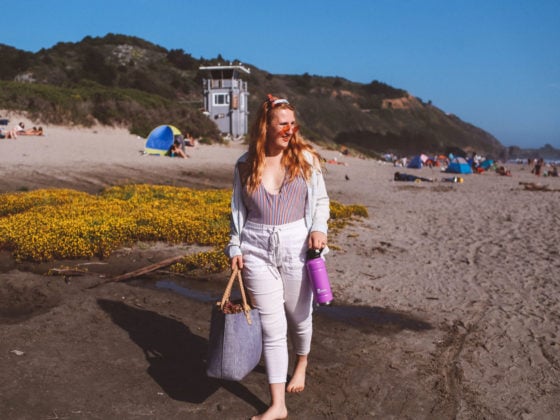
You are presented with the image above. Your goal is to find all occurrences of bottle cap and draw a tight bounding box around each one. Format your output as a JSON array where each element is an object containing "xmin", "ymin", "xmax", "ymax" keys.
[{"xmin": 306, "ymin": 248, "xmax": 322, "ymax": 260}]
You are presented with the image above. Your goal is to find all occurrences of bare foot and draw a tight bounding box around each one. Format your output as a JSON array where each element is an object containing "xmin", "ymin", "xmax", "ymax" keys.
[
  {"xmin": 286, "ymin": 357, "xmax": 307, "ymax": 393},
  {"xmin": 251, "ymin": 404, "xmax": 288, "ymax": 420}
]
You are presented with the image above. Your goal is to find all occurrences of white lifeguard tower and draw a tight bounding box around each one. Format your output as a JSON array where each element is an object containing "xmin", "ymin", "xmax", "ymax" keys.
[{"xmin": 199, "ymin": 64, "xmax": 250, "ymax": 139}]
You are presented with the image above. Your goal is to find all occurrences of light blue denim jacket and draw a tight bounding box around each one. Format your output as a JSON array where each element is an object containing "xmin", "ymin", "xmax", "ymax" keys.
[{"xmin": 225, "ymin": 151, "xmax": 330, "ymax": 258}]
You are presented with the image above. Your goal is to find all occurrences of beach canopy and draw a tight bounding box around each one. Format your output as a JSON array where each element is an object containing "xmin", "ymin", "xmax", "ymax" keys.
[
  {"xmin": 446, "ymin": 157, "xmax": 473, "ymax": 174},
  {"xmin": 145, "ymin": 125, "xmax": 182, "ymax": 155}
]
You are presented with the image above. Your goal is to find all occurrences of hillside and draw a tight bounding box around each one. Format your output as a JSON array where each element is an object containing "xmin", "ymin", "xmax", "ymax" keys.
[{"xmin": 1, "ymin": 34, "xmax": 506, "ymax": 158}]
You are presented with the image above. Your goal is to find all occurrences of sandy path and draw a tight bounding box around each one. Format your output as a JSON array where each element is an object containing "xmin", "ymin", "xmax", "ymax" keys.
[{"xmin": 324, "ymin": 162, "xmax": 560, "ymax": 418}]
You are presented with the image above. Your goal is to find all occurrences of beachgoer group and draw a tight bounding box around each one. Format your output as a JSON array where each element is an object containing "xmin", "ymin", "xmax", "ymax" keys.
[
  {"xmin": 0, "ymin": 120, "xmax": 45, "ymax": 139},
  {"xmin": 19, "ymin": 126, "xmax": 44, "ymax": 136}
]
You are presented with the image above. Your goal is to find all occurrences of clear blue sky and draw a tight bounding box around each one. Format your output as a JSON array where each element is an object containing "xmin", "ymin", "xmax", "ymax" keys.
[{"xmin": 3, "ymin": 0, "xmax": 560, "ymax": 149}]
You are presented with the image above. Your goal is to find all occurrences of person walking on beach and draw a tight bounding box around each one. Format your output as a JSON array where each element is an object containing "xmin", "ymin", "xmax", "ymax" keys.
[
  {"xmin": 226, "ymin": 94, "xmax": 330, "ymax": 419},
  {"xmin": 534, "ymin": 158, "xmax": 544, "ymax": 176}
]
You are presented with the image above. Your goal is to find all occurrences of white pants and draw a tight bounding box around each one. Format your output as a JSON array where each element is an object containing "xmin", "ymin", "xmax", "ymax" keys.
[{"xmin": 240, "ymin": 218, "xmax": 314, "ymax": 384}]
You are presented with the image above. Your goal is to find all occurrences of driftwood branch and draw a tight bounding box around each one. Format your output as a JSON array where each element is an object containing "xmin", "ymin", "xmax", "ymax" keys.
[
  {"xmin": 86, "ymin": 254, "xmax": 188, "ymax": 290},
  {"xmin": 110, "ymin": 254, "xmax": 187, "ymax": 282}
]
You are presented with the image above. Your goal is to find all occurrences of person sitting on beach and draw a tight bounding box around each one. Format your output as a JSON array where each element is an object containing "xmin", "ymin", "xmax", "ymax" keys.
[
  {"xmin": 166, "ymin": 142, "xmax": 188, "ymax": 158},
  {"xmin": 496, "ymin": 166, "xmax": 512, "ymax": 176},
  {"xmin": 0, "ymin": 126, "xmax": 19, "ymax": 139},
  {"xmin": 394, "ymin": 171, "xmax": 434, "ymax": 182},
  {"xmin": 184, "ymin": 132, "xmax": 198, "ymax": 147},
  {"xmin": 393, "ymin": 157, "xmax": 407, "ymax": 167},
  {"xmin": 14, "ymin": 122, "xmax": 25, "ymax": 134},
  {"xmin": 326, "ymin": 157, "xmax": 347, "ymax": 166}
]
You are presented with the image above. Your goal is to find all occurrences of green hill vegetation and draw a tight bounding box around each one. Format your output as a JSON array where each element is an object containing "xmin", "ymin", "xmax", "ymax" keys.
[{"xmin": 1, "ymin": 33, "xmax": 506, "ymax": 158}]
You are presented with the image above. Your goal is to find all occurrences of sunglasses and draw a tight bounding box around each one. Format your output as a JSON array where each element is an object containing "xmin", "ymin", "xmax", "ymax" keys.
[{"xmin": 279, "ymin": 124, "xmax": 300, "ymax": 135}]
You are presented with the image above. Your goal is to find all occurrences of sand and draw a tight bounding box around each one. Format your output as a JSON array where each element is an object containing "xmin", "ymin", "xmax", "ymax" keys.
[{"xmin": 1, "ymin": 110, "xmax": 559, "ymax": 419}]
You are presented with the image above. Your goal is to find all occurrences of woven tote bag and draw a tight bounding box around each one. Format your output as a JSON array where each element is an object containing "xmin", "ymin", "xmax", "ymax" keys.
[{"xmin": 206, "ymin": 268, "xmax": 262, "ymax": 381}]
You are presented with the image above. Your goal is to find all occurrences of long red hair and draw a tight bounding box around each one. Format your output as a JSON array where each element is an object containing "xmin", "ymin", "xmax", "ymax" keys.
[{"xmin": 243, "ymin": 95, "xmax": 320, "ymax": 192}]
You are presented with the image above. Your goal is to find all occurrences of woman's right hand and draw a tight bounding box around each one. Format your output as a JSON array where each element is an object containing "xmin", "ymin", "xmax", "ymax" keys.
[{"xmin": 231, "ymin": 255, "xmax": 244, "ymax": 271}]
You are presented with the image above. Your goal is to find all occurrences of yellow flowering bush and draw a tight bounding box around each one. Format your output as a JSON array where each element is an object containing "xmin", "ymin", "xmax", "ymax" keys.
[
  {"xmin": 329, "ymin": 200, "xmax": 369, "ymax": 233},
  {"xmin": 0, "ymin": 189, "xmax": 86, "ymax": 217},
  {"xmin": 0, "ymin": 185, "xmax": 367, "ymax": 273}
]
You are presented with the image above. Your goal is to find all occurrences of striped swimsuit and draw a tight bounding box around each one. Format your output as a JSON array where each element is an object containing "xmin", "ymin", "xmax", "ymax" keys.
[
  {"xmin": 242, "ymin": 174, "xmax": 307, "ymax": 225},
  {"xmin": 239, "ymin": 174, "xmax": 314, "ymax": 384}
]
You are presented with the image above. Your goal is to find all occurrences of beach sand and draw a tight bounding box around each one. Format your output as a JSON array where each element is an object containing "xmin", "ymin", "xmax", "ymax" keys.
[{"xmin": 1, "ymin": 111, "xmax": 559, "ymax": 419}]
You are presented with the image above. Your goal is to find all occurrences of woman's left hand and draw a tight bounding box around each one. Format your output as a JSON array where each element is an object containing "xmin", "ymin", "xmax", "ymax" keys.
[{"xmin": 308, "ymin": 231, "xmax": 327, "ymax": 250}]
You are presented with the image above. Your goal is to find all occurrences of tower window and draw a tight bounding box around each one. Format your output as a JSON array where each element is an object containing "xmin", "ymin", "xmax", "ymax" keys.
[{"xmin": 213, "ymin": 93, "xmax": 230, "ymax": 106}]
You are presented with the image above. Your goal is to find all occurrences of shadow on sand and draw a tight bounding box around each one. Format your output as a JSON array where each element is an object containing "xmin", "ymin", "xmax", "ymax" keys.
[
  {"xmin": 97, "ymin": 299, "xmax": 267, "ymax": 412},
  {"xmin": 315, "ymin": 303, "xmax": 433, "ymax": 334},
  {"xmin": 151, "ymin": 279, "xmax": 433, "ymax": 336}
]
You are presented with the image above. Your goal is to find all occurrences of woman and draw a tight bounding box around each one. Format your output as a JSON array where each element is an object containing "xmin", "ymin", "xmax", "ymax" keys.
[{"xmin": 226, "ymin": 94, "xmax": 330, "ymax": 419}]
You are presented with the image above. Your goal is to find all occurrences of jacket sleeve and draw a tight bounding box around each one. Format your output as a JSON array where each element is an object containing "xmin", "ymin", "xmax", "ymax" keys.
[
  {"xmin": 310, "ymin": 159, "xmax": 330, "ymax": 234},
  {"xmin": 224, "ymin": 161, "xmax": 246, "ymax": 258}
]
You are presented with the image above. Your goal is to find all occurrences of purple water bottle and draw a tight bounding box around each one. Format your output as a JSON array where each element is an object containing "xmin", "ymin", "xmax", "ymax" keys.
[{"xmin": 306, "ymin": 248, "xmax": 333, "ymax": 306}]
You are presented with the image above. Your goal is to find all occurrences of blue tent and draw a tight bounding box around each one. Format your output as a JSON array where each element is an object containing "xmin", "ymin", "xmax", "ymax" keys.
[
  {"xmin": 144, "ymin": 125, "xmax": 182, "ymax": 155},
  {"xmin": 446, "ymin": 157, "xmax": 473, "ymax": 174},
  {"xmin": 479, "ymin": 159, "xmax": 494, "ymax": 170},
  {"xmin": 407, "ymin": 155, "xmax": 423, "ymax": 169}
]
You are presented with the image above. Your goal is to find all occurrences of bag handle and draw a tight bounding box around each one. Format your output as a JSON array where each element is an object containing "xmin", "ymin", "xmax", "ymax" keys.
[{"xmin": 219, "ymin": 267, "xmax": 253, "ymax": 325}]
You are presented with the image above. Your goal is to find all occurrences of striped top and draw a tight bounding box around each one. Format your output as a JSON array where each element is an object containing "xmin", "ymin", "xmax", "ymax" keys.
[{"xmin": 243, "ymin": 175, "xmax": 307, "ymax": 225}]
